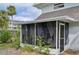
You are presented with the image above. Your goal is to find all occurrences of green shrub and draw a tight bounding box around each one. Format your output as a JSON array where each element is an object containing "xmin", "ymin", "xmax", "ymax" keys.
[
  {"xmin": 21, "ymin": 45, "xmax": 34, "ymax": 52},
  {"xmin": 0, "ymin": 30, "xmax": 12, "ymax": 43},
  {"xmin": 12, "ymin": 31, "xmax": 20, "ymax": 48},
  {"xmin": 36, "ymin": 36, "xmax": 45, "ymax": 47},
  {"xmin": 33, "ymin": 46, "xmax": 41, "ymax": 53},
  {"xmin": 40, "ymin": 46, "xmax": 49, "ymax": 54},
  {"xmin": 36, "ymin": 36, "xmax": 51, "ymax": 54},
  {"xmin": 0, "ymin": 43, "xmax": 13, "ymax": 48},
  {"xmin": 12, "ymin": 37, "xmax": 20, "ymax": 48}
]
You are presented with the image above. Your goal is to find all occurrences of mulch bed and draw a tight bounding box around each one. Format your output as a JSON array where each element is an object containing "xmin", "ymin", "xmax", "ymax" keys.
[
  {"xmin": 63, "ymin": 49, "xmax": 79, "ymax": 55},
  {"xmin": 0, "ymin": 48, "xmax": 41, "ymax": 55}
]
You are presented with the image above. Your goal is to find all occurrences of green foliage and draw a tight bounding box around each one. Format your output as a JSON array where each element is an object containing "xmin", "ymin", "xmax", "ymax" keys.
[
  {"xmin": 26, "ymin": 34, "xmax": 32, "ymax": 41},
  {"xmin": 12, "ymin": 31, "xmax": 20, "ymax": 48},
  {"xmin": 0, "ymin": 10, "xmax": 9, "ymax": 29},
  {"xmin": 0, "ymin": 43, "xmax": 13, "ymax": 49},
  {"xmin": 33, "ymin": 46, "xmax": 40, "ymax": 52},
  {"xmin": 36, "ymin": 36, "xmax": 50, "ymax": 46},
  {"xmin": 7, "ymin": 5, "xmax": 16, "ymax": 16},
  {"xmin": 0, "ymin": 5, "xmax": 16, "ymax": 29},
  {"xmin": 7, "ymin": 5, "xmax": 16, "ymax": 21},
  {"xmin": 40, "ymin": 46, "xmax": 49, "ymax": 54},
  {"xmin": 33, "ymin": 46, "xmax": 49, "ymax": 55},
  {"xmin": 36, "ymin": 36, "xmax": 51, "ymax": 54},
  {"xmin": 0, "ymin": 30, "xmax": 12, "ymax": 43},
  {"xmin": 36, "ymin": 36, "xmax": 45, "ymax": 47},
  {"xmin": 21, "ymin": 45, "xmax": 34, "ymax": 52},
  {"xmin": 0, "ymin": 10, "xmax": 8, "ymax": 17},
  {"xmin": 12, "ymin": 37, "xmax": 20, "ymax": 48}
]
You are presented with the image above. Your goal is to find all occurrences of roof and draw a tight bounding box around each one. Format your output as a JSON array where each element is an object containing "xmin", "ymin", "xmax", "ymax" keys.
[
  {"xmin": 14, "ymin": 6, "xmax": 79, "ymax": 25},
  {"xmin": 13, "ymin": 16, "xmax": 76, "ymax": 25},
  {"xmin": 36, "ymin": 6, "xmax": 79, "ymax": 20}
]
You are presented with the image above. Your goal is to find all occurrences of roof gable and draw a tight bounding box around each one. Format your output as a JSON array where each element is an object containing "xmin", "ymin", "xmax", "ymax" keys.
[{"xmin": 36, "ymin": 6, "xmax": 79, "ymax": 20}]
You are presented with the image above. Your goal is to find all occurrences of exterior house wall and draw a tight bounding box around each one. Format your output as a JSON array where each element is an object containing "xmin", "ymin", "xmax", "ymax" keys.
[
  {"xmin": 39, "ymin": 4, "xmax": 54, "ymax": 13},
  {"xmin": 35, "ymin": 3, "xmax": 79, "ymax": 13},
  {"xmin": 64, "ymin": 3, "xmax": 79, "ymax": 8},
  {"xmin": 67, "ymin": 22, "xmax": 79, "ymax": 50},
  {"xmin": 54, "ymin": 3, "xmax": 79, "ymax": 11}
]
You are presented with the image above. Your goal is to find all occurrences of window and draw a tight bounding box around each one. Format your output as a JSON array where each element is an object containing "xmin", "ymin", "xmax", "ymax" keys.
[{"xmin": 54, "ymin": 3, "xmax": 64, "ymax": 9}]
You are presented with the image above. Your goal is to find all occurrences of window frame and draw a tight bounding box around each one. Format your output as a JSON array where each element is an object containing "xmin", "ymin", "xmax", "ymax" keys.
[{"xmin": 54, "ymin": 3, "xmax": 64, "ymax": 9}]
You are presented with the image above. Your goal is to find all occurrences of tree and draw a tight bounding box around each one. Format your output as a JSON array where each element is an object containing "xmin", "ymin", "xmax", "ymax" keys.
[
  {"xmin": 7, "ymin": 5, "xmax": 16, "ymax": 20},
  {"xmin": 0, "ymin": 10, "xmax": 9, "ymax": 29}
]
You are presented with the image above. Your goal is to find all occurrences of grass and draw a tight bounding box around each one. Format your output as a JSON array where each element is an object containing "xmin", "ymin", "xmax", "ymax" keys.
[
  {"xmin": 20, "ymin": 44, "xmax": 34, "ymax": 52},
  {"xmin": 20, "ymin": 45, "xmax": 50, "ymax": 54},
  {"xmin": 0, "ymin": 43, "xmax": 50, "ymax": 55},
  {"xmin": 0, "ymin": 43, "xmax": 13, "ymax": 49}
]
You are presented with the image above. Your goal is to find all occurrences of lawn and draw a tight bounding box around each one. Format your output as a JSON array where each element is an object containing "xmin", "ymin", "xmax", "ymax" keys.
[
  {"xmin": 0, "ymin": 43, "xmax": 43, "ymax": 55},
  {"xmin": 0, "ymin": 43, "xmax": 13, "ymax": 49}
]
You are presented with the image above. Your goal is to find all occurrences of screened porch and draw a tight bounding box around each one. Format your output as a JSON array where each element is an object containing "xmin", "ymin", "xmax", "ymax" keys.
[{"xmin": 21, "ymin": 21, "xmax": 69, "ymax": 49}]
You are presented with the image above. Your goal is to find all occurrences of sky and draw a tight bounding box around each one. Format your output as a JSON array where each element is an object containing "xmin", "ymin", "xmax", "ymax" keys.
[{"xmin": 0, "ymin": 3, "xmax": 42, "ymax": 21}]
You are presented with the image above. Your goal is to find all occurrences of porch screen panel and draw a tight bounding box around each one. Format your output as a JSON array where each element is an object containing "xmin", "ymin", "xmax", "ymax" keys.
[
  {"xmin": 22, "ymin": 24, "xmax": 35, "ymax": 44},
  {"xmin": 36, "ymin": 23, "xmax": 51, "ymax": 46},
  {"xmin": 65, "ymin": 23, "xmax": 69, "ymax": 45},
  {"xmin": 36, "ymin": 22, "xmax": 56, "ymax": 48},
  {"xmin": 47, "ymin": 22, "xmax": 56, "ymax": 48},
  {"xmin": 22, "ymin": 25, "xmax": 27, "ymax": 43},
  {"xmin": 26, "ymin": 24, "xmax": 35, "ymax": 44},
  {"xmin": 36, "ymin": 23, "xmax": 44, "ymax": 37},
  {"xmin": 42, "ymin": 23, "xmax": 50, "ymax": 42},
  {"xmin": 30, "ymin": 24, "xmax": 35, "ymax": 44}
]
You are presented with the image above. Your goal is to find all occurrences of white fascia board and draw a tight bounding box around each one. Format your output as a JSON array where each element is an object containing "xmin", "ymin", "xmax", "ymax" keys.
[{"xmin": 14, "ymin": 15, "xmax": 77, "ymax": 25}]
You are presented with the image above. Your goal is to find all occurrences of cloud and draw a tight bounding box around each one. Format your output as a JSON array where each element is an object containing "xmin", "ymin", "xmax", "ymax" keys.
[
  {"xmin": 0, "ymin": 3, "xmax": 33, "ymax": 8},
  {"xmin": 16, "ymin": 6, "xmax": 42, "ymax": 19},
  {"xmin": 0, "ymin": 3, "xmax": 42, "ymax": 21},
  {"xmin": 13, "ymin": 15, "xmax": 34, "ymax": 21}
]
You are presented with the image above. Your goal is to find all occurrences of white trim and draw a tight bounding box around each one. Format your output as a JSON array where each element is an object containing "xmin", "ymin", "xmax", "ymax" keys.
[
  {"xmin": 20, "ymin": 25, "xmax": 23, "ymax": 46},
  {"xmin": 56, "ymin": 21, "xmax": 58, "ymax": 54},
  {"xmin": 59, "ymin": 23, "xmax": 65, "ymax": 53},
  {"xmin": 14, "ymin": 16, "xmax": 76, "ymax": 25},
  {"xmin": 64, "ymin": 24, "xmax": 65, "ymax": 51}
]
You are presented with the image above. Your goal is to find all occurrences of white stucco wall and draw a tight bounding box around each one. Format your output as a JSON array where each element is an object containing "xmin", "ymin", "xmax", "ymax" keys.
[
  {"xmin": 69, "ymin": 22, "xmax": 79, "ymax": 34},
  {"xmin": 37, "ymin": 3, "xmax": 79, "ymax": 13},
  {"xmin": 40, "ymin": 4, "xmax": 53, "ymax": 13},
  {"xmin": 68, "ymin": 22, "xmax": 79, "ymax": 50},
  {"xmin": 64, "ymin": 3, "xmax": 79, "ymax": 8}
]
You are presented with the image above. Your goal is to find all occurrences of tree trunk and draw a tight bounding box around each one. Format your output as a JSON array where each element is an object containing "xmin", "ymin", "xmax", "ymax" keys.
[{"xmin": 12, "ymin": 16, "xmax": 13, "ymax": 21}]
